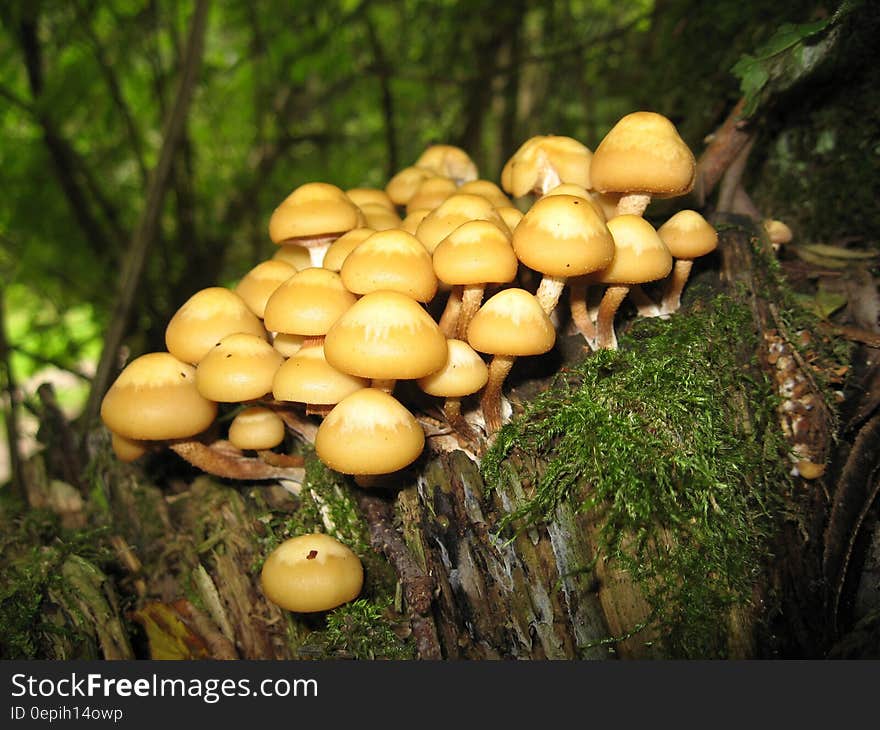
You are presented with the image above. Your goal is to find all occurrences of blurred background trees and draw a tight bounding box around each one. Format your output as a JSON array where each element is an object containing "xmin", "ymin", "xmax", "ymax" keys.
[{"xmin": 0, "ymin": 0, "xmax": 876, "ymax": 473}]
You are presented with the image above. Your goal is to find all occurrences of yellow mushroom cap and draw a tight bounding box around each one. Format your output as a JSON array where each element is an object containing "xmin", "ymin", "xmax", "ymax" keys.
[
  {"xmin": 414, "ymin": 144, "xmax": 478, "ymax": 183},
  {"xmin": 657, "ymin": 209, "xmax": 718, "ymax": 259},
  {"xmin": 406, "ymin": 176, "xmax": 458, "ymax": 215},
  {"xmin": 417, "ymin": 339, "xmax": 489, "ymax": 397},
  {"xmin": 501, "ymin": 135, "xmax": 593, "ymax": 197},
  {"xmin": 385, "ymin": 166, "xmax": 433, "ymax": 206},
  {"xmin": 195, "ymin": 333, "xmax": 284, "ymax": 402},
  {"xmin": 544, "ymin": 183, "xmax": 607, "ymax": 220},
  {"xmin": 322, "ymin": 227, "xmax": 376, "ymax": 272},
  {"xmin": 590, "ymin": 111, "xmax": 696, "ymax": 198},
  {"xmin": 467, "ymin": 288, "xmax": 556, "ymax": 356},
  {"xmin": 268, "ymin": 182, "xmax": 361, "ymax": 244},
  {"xmin": 346, "ymin": 187, "xmax": 395, "ymax": 211},
  {"xmin": 358, "ymin": 202, "xmax": 403, "ymax": 231},
  {"xmin": 457, "ymin": 179, "xmax": 513, "ymax": 208},
  {"xmin": 165, "ymin": 287, "xmax": 267, "ymax": 365},
  {"xmin": 764, "ymin": 219, "xmax": 793, "ymax": 245},
  {"xmin": 495, "ymin": 205, "xmax": 524, "ymax": 233},
  {"xmin": 400, "ymin": 208, "xmax": 433, "ymax": 235},
  {"xmin": 272, "ymin": 332, "xmax": 305, "ymax": 358},
  {"xmin": 595, "ymin": 215, "xmax": 673, "ymax": 285},
  {"xmin": 271, "ymin": 243, "xmax": 312, "ymax": 270},
  {"xmin": 315, "ymin": 388, "xmax": 425, "ymax": 475},
  {"xmin": 260, "ymin": 533, "xmax": 364, "ymax": 613},
  {"xmin": 100, "ymin": 352, "xmax": 218, "ymax": 441},
  {"xmin": 234, "ymin": 260, "xmax": 297, "ymax": 318},
  {"xmin": 340, "ymin": 229, "xmax": 438, "ymax": 302},
  {"xmin": 228, "ymin": 406, "xmax": 286, "ymax": 451},
  {"xmin": 324, "ymin": 290, "xmax": 448, "ymax": 380},
  {"xmin": 512, "ymin": 194, "xmax": 615, "ymax": 278},
  {"xmin": 415, "ymin": 193, "xmax": 508, "ymax": 254},
  {"xmin": 263, "ymin": 267, "xmax": 357, "ymax": 336},
  {"xmin": 110, "ymin": 431, "xmax": 149, "ymax": 463},
  {"xmin": 432, "ymin": 220, "xmax": 518, "ymax": 286},
  {"xmin": 273, "ymin": 345, "xmax": 368, "ymax": 406}
]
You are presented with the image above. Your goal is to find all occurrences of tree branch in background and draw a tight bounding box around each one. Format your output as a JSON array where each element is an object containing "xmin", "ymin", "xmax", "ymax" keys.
[
  {"xmin": 83, "ymin": 0, "xmax": 211, "ymax": 432},
  {"xmin": 0, "ymin": 292, "xmax": 25, "ymax": 500}
]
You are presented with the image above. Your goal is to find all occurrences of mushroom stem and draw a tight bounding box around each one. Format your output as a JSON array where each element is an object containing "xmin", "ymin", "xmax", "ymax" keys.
[
  {"xmin": 629, "ymin": 284, "xmax": 661, "ymax": 318},
  {"xmin": 305, "ymin": 240, "xmax": 334, "ymax": 268},
  {"xmin": 659, "ymin": 258, "xmax": 694, "ymax": 316},
  {"xmin": 534, "ymin": 160, "xmax": 562, "ymax": 197},
  {"xmin": 443, "ymin": 397, "xmax": 480, "ymax": 447},
  {"xmin": 437, "ymin": 286, "xmax": 462, "ymax": 337},
  {"xmin": 535, "ymin": 275, "xmax": 567, "ymax": 316},
  {"xmin": 596, "ymin": 285, "xmax": 631, "ymax": 350},
  {"xmin": 568, "ymin": 280, "xmax": 597, "ymax": 348},
  {"xmin": 615, "ymin": 193, "xmax": 651, "ymax": 217},
  {"xmin": 371, "ymin": 379, "xmax": 396, "ymax": 394},
  {"xmin": 455, "ymin": 284, "xmax": 486, "ymax": 339},
  {"xmin": 169, "ymin": 439, "xmax": 305, "ymax": 482},
  {"xmin": 480, "ymin": 354, "xmax": 516, "ymax": 435}
]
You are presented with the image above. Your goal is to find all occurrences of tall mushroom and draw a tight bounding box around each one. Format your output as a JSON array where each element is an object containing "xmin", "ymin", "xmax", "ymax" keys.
[
  {"xmin": 466, "ymin": 288, "xmax": 556, "ymax": 435},
  {"xmin": 593, "ymin": 215, "xmax": 673, "ymax": 350},
  {"xmin": 590, "ymin": 111, "xmax": 696, "ymax": 217}
]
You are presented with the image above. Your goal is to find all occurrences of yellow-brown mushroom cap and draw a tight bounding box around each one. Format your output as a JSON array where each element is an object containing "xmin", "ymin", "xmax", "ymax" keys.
[
  {"xmin": 406, "ymin": 176, "xmax": 458, "ymax": 215},
  {"xmin": 545, "ymin": 183, "xmax": 607, "ymax": 220},
  {"xmin": 272, "ymin": 333, "xmax": 305, "ymax": 358},
  {"xmin": 165, "ymin": 287, "xmax": 267, "ymax": 365},
  {"xmin": 268, "ymin": 182, "xmax": 361, "ymax": 244},
  {"xmin": 457, "ymin": 179, "xmax": 513, "ymax": 208},
  {"xmin": 432, "ymin": 220, "xmax": 518, "ymax": 286},
  {"xmin": 315, "ymin": 388, "xmax": 425, "ymax": 475},
  {"xmin": 495, "ymin": 205, "xmax": 524, "ymax": 233},
  {"xmin": 399, "ymin": 208, "xmax": 433, "ymax": 235},
  {"xmin": 110, "ymin": 431, "xmax": 149, "ymax": 463},
  {"xmin": 271, "ymin": 243, "xmax": 312, "ymax": 270},
  {"xmin": 501, "ymin": 135, "xmax": 593, "ymax": 197},
  {"xmin": 260, "ymin": 533, "xmax": 364, "ymax": 613},
  {"xmin": 414, "ymin": 144, "xmax": 478, "ymax": 183},
  {"xmin": 594, "ymin": 215, "xmax": 673, "ymax": 285},
  {"xmin": 346, "ymin": 187, "xmax": 396, "ymax": 211},
  {"xmin": 234, "ymin": 260, "xmax": 297, "ymax": 318},
  {"xmin": 417, "ymin": 339, "xmax": 489, "ymax": 398},
  {"xmin": 590, "ymin": 111, "xmax": 696, "ymax": 198},
  {"xmin": 358, "ymin": 202, "xmax": 403, "ymax": 231},
  {"xmin": 385, "ymin": 166, "xmax": 433, "ymax": 206},
  {"xmin": 195, "ymin": 332, "xmax": 284, "ymax": 402},
  {"xmin": 467, "ymin": 288, "xmax": 556, "ymax": 356},
  {"xmin": 322, "ymin": 228, "xmax": 376, "ymax": 272},
  {"xmin": 340, "ymin": 229, "xmax": 437, "ymax": 302},
  {"xmin": 657, "ymin": 209, "xmax": 718, "ymax": 259},
  {"xmin": 324, "ymin": 290, "xmax": 448, "ymax": 380},
  {"xmin": 273, "ymin": 345, "xmax": 368, "ymax": 406},
  {"xmin": 263, "ymin": 268, "xmax": 357, "ymax": 336},
  {"xmin": 228, "ymin": 406, "xmax": 286, "ymax": 451},
  {"xmin": 415, "ymin": 193, "xmax": 508, "ymax": 254},
  {"xmin": 512, "ymin": 194, "xmax": 615, "ymax": 278},
  {"xmin": 100, "ymin": 352, "xmax": 218, "ymax": 441}
]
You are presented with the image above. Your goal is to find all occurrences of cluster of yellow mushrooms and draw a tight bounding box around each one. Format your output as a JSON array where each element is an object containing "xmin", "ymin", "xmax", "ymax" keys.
[{"xmin": 99, "ymin": 111, "xmax": 722, "ymax": 614}]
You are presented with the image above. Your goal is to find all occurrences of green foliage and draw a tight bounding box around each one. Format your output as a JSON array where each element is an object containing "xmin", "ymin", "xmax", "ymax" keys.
[
  {"xmin": 482, "ymin": 293, "xmax": 787, "ymax": 656},
  {"xmin": 319, "ymin": 598, "xmax": 413, "ymax": 660}
]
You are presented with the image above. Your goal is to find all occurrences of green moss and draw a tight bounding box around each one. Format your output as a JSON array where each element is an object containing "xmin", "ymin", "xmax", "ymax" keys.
[
  {"xmin": 482, "ymin": 292, "xmax": 788, "ymax": 657},
  {"xmin": 315, "ymin": 598, "xmax": 414, "ymax": 660}
]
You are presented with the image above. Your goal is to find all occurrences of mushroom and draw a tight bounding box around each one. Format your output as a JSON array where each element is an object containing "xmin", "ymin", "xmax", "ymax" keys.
[
  {"xmin": 432, "ymin": 219, "xmax": 518, "ymax": 338},
  {"xmin": 593, "ymin": 215, "xmax": 673, "ymax": 350},
  {"xmin": 357, "ymin": 202, "xmax": 403, "ymax": 231},
  {"xmin": 511, "ymin": 193, "xmax": 614, "ymax": 322},
  {"xmin": 110, "ymin": 431, "xmax": 150, "ymax": 463},
  {"xmin": 340, "ymin": 228, "xmax": 438, "ymax": 303},
  {"xmin": 466, "ymin": 288, "xmax": 556, "ymax": 435},
  {"xmin": 415, "ymin": 193, "xmax": 509, "ymax": 255},
  {"xmin": 271, "ymin": 243, "xmax": 312, "ymax": 270},
  {"xmin": 165, "ymin": 287, "xmax": 267, "ymax": 365},
  {"xmin": 263, "ymin": 267, "xmax": 357, "ymax": 350},
  {"xmin": 228, "ymin": 406, "xmax": 286, "ymax": 451},
  {"xmin": 763, "ymin": 219, "xmax": 793, "ymax": 250},
  {"xmin": 413, "ymin": 143, "xmax": 478, "ymax": 183},
  {"xmin": 385, "ymin": 166, "xmax": 433, "ymax": 207},
  {"xmin": 314, "ymin": 388, "xmax": 426, "ymax": 475},
  {"xmin": 260, "ymin": 533, "xmax": 364, "ymax": 613},
  {"xmin": 346, "ymin": 187, "xmax": 396, "ymax": 211},
  {"xmin": 273, "ymin": 344, "xmax": 368, "ymax": 417},
  {"xmin": 322, "ymin": 227, "xmax": 375, "ymax": 272},
  {"xmin": 234, "ymin": 259, "xmax": 297, "ymax": 318},
  {"xmin": 399, "ymin": 208, "xmax": 433, "ymax": 235},
  {"xmin": 100, "ymin": 352, "xmax": 218, "ymax": 441},
  {"xmin": 268, "ymin": 182, "xmax": 362, "ymax": 267},
  {"xmin": 323, "ymin": 290, "xmax": 448, "ymax": 393},
  {"xmin": 457, "ymin": 179, "xmax": 513, "ymax": 208},
  {"xmin": 656, "ymin": 209, "xmax": 718, "ymax": 316},
  {"xmin": 590, "ymin": 111, "xmax": 696, "ymax": 217},
  {"xmin": 406, "ymin": 176, "xmax": 458, "ymax": 215},
  {"xmin": 195, "ymin": 332, "xmax": 284, "ymax": 403},
  {"xmin": 416, "ymin": 338, "xmax": 488, "ymax": 446},
  {"xmin": 501, "ymin": 135, "xmax": 593, "ymax": 198}
]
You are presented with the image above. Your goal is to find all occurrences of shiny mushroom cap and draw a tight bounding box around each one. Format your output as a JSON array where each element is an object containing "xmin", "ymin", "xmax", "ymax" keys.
[
  {"xmin": 467, "ymin": 288, "xmax": 556, "ymax": 356},
  {"xmin": 415, "ymin": 193, "xmax": 508, "ymax": 254},
  {"xmin": 594, "ymin": 215, "xmax": 673, "ymax": 285},
  {"xmin": 417, "ymin": 339, "xmax": 489, "ymax": 398},
  {"xmin": 195, "ymin": 332, "xmax": 284, "ymax": 403},
  {"xmin": 432, "ymin": 220, "xmax": 518, "ymax": 286},
  {"xmin": 263, "ymin": 268, "xmax": 357, "ymax": 336},
  {"xmin": 268, "ymin": 182, "xmax": 361, "ymax": 244},
  {"xmin": 322, "ymin": 227, "xmax": 376, "ymax": 272},
  {"xmin": 273, "ymin": 344, "xmax": 368, "ymax": 406},
  {"xmin": 340, "ymin": 229, "xmax": 437, "ymax": 302},
  {"xmin": 228, "ymin": 406, "xmax": 286, "ymax": 451},
  {"xmin": 413, "ymin": 144, "xmax": 478, "ymax": 183},
  {"xmin": 501, "ymin": 135, "xmax": 593, "ymax": 197},
  {"xmin": 234, "ymin": 259, "xmax": 297, "ymax": 318},
  {"xmin": 657, "ymin": 209, "xmax": 718, "ymax": 259}
]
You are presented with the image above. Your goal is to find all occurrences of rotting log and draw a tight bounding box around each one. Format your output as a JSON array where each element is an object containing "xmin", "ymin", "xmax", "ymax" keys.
[{"xmin": 1, "ymin": 219, "xmax": 856, "ymax": 659}]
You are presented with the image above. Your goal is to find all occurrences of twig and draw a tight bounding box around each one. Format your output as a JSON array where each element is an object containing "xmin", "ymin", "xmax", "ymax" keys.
[{"xmin": 83, "ymin": 0, "xmax": 211, "ymax": 431}]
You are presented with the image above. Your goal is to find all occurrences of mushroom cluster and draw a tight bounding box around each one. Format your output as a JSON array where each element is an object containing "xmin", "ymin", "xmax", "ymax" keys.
[{"xmin": 100, "ymin": 113, "xmax": 717, "ymax": 488}]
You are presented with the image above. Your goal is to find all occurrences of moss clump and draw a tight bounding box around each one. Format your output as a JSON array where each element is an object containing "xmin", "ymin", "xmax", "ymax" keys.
[
  {"xmin": 316, "ymin": 598, "xmax": 414, "ymax": 660},
  {"xmin": 482, "ymin": 292, "xmax": 788, "ymax": 657}
]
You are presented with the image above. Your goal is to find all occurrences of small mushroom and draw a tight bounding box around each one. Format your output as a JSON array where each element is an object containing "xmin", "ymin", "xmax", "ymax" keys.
[
  {"xmin": 228, "ymin": 406, "xmax": 286, "ymax": 451},
  {"xmin": 656, "ymin": 209, "xmax": 718, "ymax": 316},
  {"xmin": 260, "ymin": 533, "xmax": 364, "ymax": 613},
  {"xmin": 195, "ymin": 332, "xmax": 284, "ymax": 403},
  {"xmin": 273, "ymin": 344, "xmax": 368, "ymax": 417},
  {"xmin": 501, "ymin": 135, "xmax": 593, "ymax": 198},
  {"xmin": 234, "ymin": 259, "xmax": 297, "ymax": 318},
  {"xmin": 322, "ymin": 227, "xmax": 376, "ymax": 272},
  {"xmin": 413, "ymin": 143, "xmax": 478, "ymax": 183}
]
